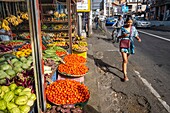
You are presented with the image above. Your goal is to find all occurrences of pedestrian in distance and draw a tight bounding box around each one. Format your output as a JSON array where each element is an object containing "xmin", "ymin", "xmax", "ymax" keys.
[
  {"xmin": 94, "ymin": 15, "xmax": 99, "ymax": 30},
  {"xmin": 117, "ymin": 18, "xmax": 141, "ymax": 82},
  {"xmin": 112, "ymin": 15, "xmax": 124, "ymax": 43}
]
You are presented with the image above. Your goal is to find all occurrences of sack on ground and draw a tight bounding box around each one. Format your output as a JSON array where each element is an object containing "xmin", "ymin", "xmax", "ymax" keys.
[{"xmin": 120, "ymin": 39, "xmax": 130, "ymax": 48}]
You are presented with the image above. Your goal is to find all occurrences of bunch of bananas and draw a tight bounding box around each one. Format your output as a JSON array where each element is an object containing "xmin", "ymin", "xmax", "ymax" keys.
[
  {"xmin": 54, "ymin": 11, "xmax": 66, "ymax": 18},
  {"xmin": 1, "ymin": 19, "xmax": 10, "ymax": 31},
  {"xmin": 6, "ymin": 15, "xmax": 23, "ymax": 26},
  {"xmin": 20, "ymin": 12, "xmax": 29, "ymax": 20}
]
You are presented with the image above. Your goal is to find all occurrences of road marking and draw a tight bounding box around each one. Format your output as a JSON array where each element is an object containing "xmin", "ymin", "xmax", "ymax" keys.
[
  {"xmin": 134, "ymin": 70, "xmax": 170, "ymax": 113},
  {"xmin": 138, "ymin": 30, "xmax": 170, "ymax": 42}
]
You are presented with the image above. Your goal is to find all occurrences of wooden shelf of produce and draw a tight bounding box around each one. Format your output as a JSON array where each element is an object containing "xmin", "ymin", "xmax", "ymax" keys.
[
  {"xmin": 42, "ymin": 21, "xmax": 68, "ymax": 23},
  {"xmin": 42, "ymin": 29, "xmax": 69, "ymax": 32}
]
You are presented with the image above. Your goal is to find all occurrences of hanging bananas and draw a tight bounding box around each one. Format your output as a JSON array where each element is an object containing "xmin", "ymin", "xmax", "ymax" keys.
[
  {"xmin": 6, "ymin": 15, "xmax": 23, "ymax": 26},
  {"xmin": 20, "ymin": 12, "xmax": 28, "ymax": 20},
  {"xmin": 1, "ymin": 19, "xmax": 10, "ymax": 31}
]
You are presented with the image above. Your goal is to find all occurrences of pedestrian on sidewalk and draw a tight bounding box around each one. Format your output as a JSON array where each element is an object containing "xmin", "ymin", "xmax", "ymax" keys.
[
  {"xmin": 118, "ymin": 18, "xmax": 141, "ymax": 81},
  {"xmin": 94, "ymin": 15, "xmax": 99, "ymax": 29}
]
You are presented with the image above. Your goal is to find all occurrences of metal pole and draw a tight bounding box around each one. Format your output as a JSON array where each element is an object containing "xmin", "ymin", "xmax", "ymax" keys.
[
  {"xmin": 136, "ymin": 0, "xmax": 138, "ymax": 14},
  {"xmin": 88, "ymin": 0, "xmax": 92, "ymax": 36},
  {"xmin": 27, "ymin": 0, "xmax": 46, "ymax": 112},
  {"xmin": 67, "ymin": 0, "xmax": 72, "ymax": 53}
]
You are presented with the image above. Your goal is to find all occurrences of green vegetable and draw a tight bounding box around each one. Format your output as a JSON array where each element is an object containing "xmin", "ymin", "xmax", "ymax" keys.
[
  {"xmin": 3, "ymin": 91, "xmax": 15, "ymax": 102},
  {"xmin": 13, "ymin": 67, "xmax": 23, "ymax": 73},
  {"xmin": 0, "ymin": 56, "xmax": 5, "ymax": 62},
  {"xmin": 1, "ymin": 86, "xmax": 10, "ymax": 93},
  {"xmin": 26, "ymin": 60, "xmax": 32, "ymax": 67},
  {"xmin": 27, "ymin": 56, "xmax": 33, "ymax": 60},
  {"xmin": 15, "ymin": 95, "xmax": 28, "ymax": 106},
  {"xmin": 0, "ymin": 70, "xmax": 8, "ymax": 79},
  {"xmin": 0, "ymin": 64, "xmax": 12, "ymax": 70},
  {"xmin": 0, "ymin": 91, "xmax": 5, "ymax": 98},
  {"xmin": 21, "ymin": 64, "xmax": 29, "ymax": 70},
  {"xmin": 7, "ymin": 102, "xmax": 18, "ymax": 110},
  {"xmin": 19, "ymin": 105, "xmax": 30, "ymax": 113},
  {"xmin": 14, "ymin": 88, "xmax": 22, "ymax": 95},
  {"xmin": 5, "ymin": 69, "xmax": 16, "ymax": 77},
  {"xmin": 0, "ymin": 88, "xmax": 1, "ymax": 93},
  {"xmin": 20, "ymin": 57, "xmax": 27, "ymax": 63},
  {"xmin": 13, "ymin": 61, "xmax": 22, "ymax": 67},
  {"xmin": 19, "ymin": 91, "xmax": 31, "ymax": 99},
  {"xmin": 29, "ymin": 94, "xmax": 36, "ymax": 101},
  {"xmin": 0, "ymin": 100, "xmax": 7, "ymax": 111},
  {"xmin": 0, "ymin": 79, "xmax": 6, "ymax": 85},
  {"xmin": 0, "ymin": 111, "xmax": 5, "ymax": 113},
  {"xmin": 9, "ymin": 107, "xmax": 20, "ymax": 113},
  {"xmin": 22, "ymin": 88, "xmax": 31, "ymax": 92},
  {"xmin": 26, "ymin": 100, "xmax": 34, "ymax": 106},
  {"xmin": 17, "ymin": 86, "xmax": 24, "ymax": 90},
  {"xmin": 11, "ymin": 58, "xmax": 18, "ymax": 64},
  {"xmin": 9, "ymin": 83, "xmax": 17, "ymax": 91}
]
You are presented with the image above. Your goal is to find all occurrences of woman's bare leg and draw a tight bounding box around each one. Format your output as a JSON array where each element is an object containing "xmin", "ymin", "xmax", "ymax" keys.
[{"xmin": 121, "ymin": 52, "xmax": 129, "ymax": 81}]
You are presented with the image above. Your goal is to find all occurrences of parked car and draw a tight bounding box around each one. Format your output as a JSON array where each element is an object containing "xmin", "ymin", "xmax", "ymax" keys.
[
  {"xmin": 105, "ymin": 17, "xmax": 116, "ymax": 26},
  {"xmin": 133, "ymin": 17, "xmax": 151, "ymax": 28}
]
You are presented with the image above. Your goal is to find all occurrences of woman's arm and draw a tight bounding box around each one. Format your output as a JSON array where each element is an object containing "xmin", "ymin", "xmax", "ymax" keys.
[
  {"xmin": 136, "ymin": 36, "xmax": 141, "ymax": 42},
  {"xmin": 118, "ymin": 33, "xmax": 128, "ymax": 39}
]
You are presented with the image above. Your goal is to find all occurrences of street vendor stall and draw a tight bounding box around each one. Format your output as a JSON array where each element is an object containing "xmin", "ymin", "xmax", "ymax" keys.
[{"xmin": 0, "ymin": 0, "xmax": 90, "ymax": 113}]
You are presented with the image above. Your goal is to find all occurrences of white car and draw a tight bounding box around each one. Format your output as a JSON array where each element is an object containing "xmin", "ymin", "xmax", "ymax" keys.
[{"xmin": 133, "ymin": 17, "xmax": 151, "ymax": 28}]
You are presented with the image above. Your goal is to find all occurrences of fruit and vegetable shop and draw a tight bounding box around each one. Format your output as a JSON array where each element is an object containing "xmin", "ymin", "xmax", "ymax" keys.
[{"xmin": 0, "ymin": 0, "xmax": 90, "ymax": 113}]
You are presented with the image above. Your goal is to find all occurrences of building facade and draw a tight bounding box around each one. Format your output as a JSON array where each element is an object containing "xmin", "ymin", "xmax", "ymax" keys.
[{"xmin": 149, "ymin": 0, "xmax": 170, "ymax": 20}]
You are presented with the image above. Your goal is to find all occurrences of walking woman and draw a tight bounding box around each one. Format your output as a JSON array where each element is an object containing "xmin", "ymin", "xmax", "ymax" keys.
[{"xmin": 118, "ymin": 18, "xmax": 141, "ymax": 81}]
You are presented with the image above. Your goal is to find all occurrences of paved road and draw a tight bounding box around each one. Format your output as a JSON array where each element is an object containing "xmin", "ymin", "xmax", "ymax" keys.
[{"xmin": 106, "ymin": 26, "xmax": 170, "ymax": 111}]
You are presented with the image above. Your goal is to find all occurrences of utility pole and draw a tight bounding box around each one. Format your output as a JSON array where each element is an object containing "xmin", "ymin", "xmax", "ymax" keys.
[{"xmin": 136, "ymin": 0, "xmax": 138, "ymax": 14}]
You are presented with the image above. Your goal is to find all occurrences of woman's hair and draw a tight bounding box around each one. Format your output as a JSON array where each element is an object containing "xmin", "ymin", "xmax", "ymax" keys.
[{"xmin": 125, "ymin": 17, "xmax": 133, "ymax": 23}]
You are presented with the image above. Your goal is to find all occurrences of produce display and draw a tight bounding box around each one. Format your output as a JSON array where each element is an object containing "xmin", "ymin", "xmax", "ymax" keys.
[
  {"xmin": 42, "ymin": 35, "xmax": 53, "ymax": 46},
  {"xmin": 0, "ymin": 84, "xmax": 36, "ymax": 113},
  {"xmin": 0, "ymin": 43, "xmax": 13, "ymax": 54},
  {"xmin": 19, "ymin": 32, "xmax": 30, "ymax": 39},
  {"xmin": 0, "ymin": 40, "xmax": 25, "ymax": 47},
  {"xmin": 56, "ymin": 51, "xmax": 67, "ymax": 57},
  {"xmin": 63, "ymin": 54, "xmax": 86, "ymax": 64},
  {"xmin": 0, "ymin": 56, "xmax": 33, "ymax": 85},
  {"xmin": 13, "ymin": 69, "xmax": 35, "ymax": 93},
  {"xmin": 53, "ymin": 37, "xmax": 66, "ymax": 42},
  {"xmin": 17, "ymin": 43, "xmax": 46, "ymax": 51},
  {"xmin": 47, "ymin": 41, "xmax": 68, "ymax": 47},
  {"xmin": 72, "ymin": 44, "xmax": 88, "ymax": 52},
  {"xmin": 43, "ymin": 49, "xmax": 63, "ymax": 64},
  {"xmin": 46, "ymin": 80, "xmax": 90, "ymax": 105},
  {"xmin": 13, "ymin": 49, "xmax": 32, "ymax": 58},
  {"xmin": 58, "ymin": 63, "xmax": 88, "ymax": 76},
  {"xmin": 45, "ymin": 105, "xmax": 84, "ymax": 113},
  {"xmin": 44, "ymin": 58, "xmax": 57, "ymax": 70}
]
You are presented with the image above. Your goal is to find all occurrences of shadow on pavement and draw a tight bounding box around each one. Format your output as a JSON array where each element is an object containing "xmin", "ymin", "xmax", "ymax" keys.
[
  {"xmin": 84, "ymin": 105, "xmax": 101, "ymax": 113},
  {"xmin": 97, "ymin": 37, "xmax": 113, "ymax": 43},
  {"xmin": 87, "ymin": 53, "xmax": 124, "ymax": 82}
]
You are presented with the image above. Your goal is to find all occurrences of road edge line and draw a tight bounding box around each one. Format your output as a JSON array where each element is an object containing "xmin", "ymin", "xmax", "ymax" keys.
[
  {"xmin": 138, "ymin": 30, "xmax": 170, "ymax": 42},
  {"xmin": 134, "ymin": 70, "xmax": 170, "ymax": 113}
]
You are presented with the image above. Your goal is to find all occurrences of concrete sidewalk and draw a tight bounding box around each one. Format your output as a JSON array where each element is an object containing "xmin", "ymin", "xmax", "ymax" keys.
[{"xmin": 84, "ymin": 26, "xmax": 168, "ymax": 113}]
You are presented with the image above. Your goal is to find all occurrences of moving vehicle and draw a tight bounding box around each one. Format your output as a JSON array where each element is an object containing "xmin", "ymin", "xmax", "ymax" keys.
[
  {"xmin": 105, "ymin": 17, "xmax": 116, "ymax": 26},
  {"xmin": 133, "ymin": 17, "xmax": 151, "ymax": 28}
]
